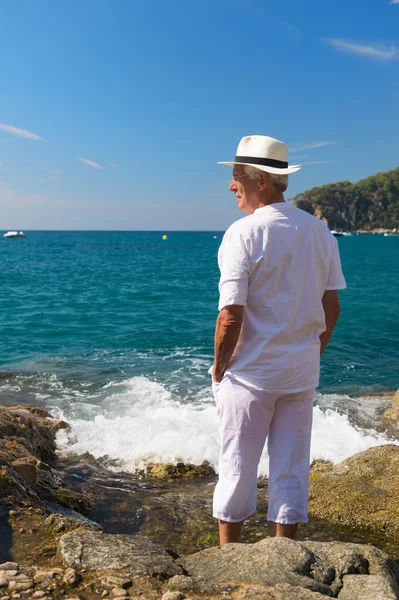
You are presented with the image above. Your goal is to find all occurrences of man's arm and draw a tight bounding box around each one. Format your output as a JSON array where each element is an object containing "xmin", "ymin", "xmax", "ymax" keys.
[
  {"xmin": 213, "ymin": 305, "xmax": 244, "ymax": 383},
  {"xmin": 320, "ymin": 290, "xmax": 341, "ymax": 356}
]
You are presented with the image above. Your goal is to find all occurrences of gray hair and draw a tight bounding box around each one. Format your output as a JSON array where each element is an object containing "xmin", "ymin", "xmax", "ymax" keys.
[{"xmin": 244, "ymin": 165, "xmax": 288, "ymax": 192}]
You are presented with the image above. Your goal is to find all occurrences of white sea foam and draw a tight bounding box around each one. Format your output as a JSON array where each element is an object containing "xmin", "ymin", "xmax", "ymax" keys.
[{"xmin": 55, "ymin": 376, "xmax": 394, "ymax": 475}]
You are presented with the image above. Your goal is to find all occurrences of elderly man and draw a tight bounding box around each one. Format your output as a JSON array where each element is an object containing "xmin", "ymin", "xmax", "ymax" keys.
[{"xmin": 211, "ymin": 135, "xmax": 346, "ymax": 545}]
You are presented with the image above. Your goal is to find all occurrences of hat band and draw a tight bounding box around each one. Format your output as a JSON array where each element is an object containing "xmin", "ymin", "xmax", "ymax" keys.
[{"xmin": 235, "ymin": 155, "xmax": 288, "ymax": 169}]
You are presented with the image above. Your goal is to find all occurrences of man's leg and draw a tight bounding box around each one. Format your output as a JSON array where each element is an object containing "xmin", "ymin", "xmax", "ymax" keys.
[
  {"xmin": 218, "ymin": 520, "xmax": 243, "ymax": 544},
  {"xmin": 272, "ymin": 523, "xmax": 298, "ymax": 539},
  {"xmin": 213, "ymin": 377, "xmax": 276, "ymax": 545},
  {"xmin": 267, "ymin": 389, "xmax": 314, "ymax": 538}
]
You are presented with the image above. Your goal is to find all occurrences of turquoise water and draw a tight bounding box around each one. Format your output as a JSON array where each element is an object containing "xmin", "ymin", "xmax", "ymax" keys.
[{"xmin": 0, "ymin": 231, "xmax": 398, "ymax": 471}]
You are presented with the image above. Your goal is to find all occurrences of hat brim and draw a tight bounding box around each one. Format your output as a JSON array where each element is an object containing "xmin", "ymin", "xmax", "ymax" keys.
[{"xmin": 218, "ymin": 161, "xmax": 302, "ymax": 175}]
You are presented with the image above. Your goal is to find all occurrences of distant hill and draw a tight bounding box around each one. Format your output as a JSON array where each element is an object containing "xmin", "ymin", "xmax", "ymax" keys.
[{"xmin": 292, "ymin": 166, "xmax": 399, "ymax": 231}]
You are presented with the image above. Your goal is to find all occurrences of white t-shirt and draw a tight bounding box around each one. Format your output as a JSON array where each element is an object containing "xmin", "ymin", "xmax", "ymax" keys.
[{"xmin": 217, "ymin": 202, "xmax": 346, "ymax": 393}]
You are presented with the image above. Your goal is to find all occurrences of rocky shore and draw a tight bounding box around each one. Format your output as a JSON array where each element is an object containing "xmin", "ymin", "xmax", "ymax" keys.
[{"xmin": 1, "ymin": 402, "xmax": 399, "ymax": 599}]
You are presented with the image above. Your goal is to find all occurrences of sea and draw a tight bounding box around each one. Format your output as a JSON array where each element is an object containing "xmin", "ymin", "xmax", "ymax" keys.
[{"xmin": 1, "ymin": 230, "xmax": 398, "ymax": 476}]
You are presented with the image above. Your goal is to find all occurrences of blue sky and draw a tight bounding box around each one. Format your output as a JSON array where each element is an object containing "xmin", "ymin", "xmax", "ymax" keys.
[{"xmin": 0, "ymin": 0, "xmax": 398, "ymax": 230}]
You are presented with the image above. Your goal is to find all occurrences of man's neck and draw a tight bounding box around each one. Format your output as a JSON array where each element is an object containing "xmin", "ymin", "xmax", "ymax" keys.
[{"xmin": 257, "ymin": 191, "xmax": 285, "ymax": 210}]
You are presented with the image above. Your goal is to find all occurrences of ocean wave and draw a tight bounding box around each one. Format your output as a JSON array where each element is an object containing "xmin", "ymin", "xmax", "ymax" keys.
[{"xmin": 55, "ymin": 375, "xmax": 395, "ymax": 475}]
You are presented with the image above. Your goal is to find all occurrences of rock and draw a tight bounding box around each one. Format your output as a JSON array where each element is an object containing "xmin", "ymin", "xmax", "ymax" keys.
[
  {"xmin": 33, "ymin": 570, "xmax": 60, "ymax": 584},
  {"xmin": 384, "ymin": 389, "xmax": 399, "ymax": 421},
  {"xmin": 0, "ymin": 572, "xmax": 18, "ymax": 588},
  {"xmin": 101, "ymin": 592, "xmax": 109, "ymax": 598},
  {"xmin": 339, "ymin": 574, "xmax": 398, "ymax": 599},
  {"xmin": 11, "ymin": 460, "xmax": 37, "ymax": 484},
  {"xmin": 161, "ymin": 593, "xmax": 186, "ymax": 600},
  {"xmin": 165, "ymin": 575, "xmax": 237, "ymax": 595},
  {"xmin": 0, "ymin": 565, "xmax": 18, "ymax": 572},
  {"xmin": 110, "ymin": 589, "xmax": 127, "ymax": 598},
  {"xmin": 178, "ymin": 538, "xmax": 330, "ymax": 595},
  {"xmin": 308, "ymin": 445, "xmax": 399, "ymax": 554},
  {"xmin": 58, "ymin": 530, "xmax": 182, "ymax": 578},
  {"xmin": 102, "ymin": 577, "xmax": 132, "ymax": 590},
  {"xmin": 233, "ymin": 583, "xmax": 329, "ymax": 599},
  {"xmin": 142, "ymin": 460, "xmax": 215, "ymax": 480},
  {"xmin": 44, "ymin": 505, "xmax": 102, "ymax": 531},
  {"xmin": 178, "ymin": 538, "xmax": 399, "ymax": 598},
  {"xmin": 62, "ymin": 569, "xmax": 80, "ymax": 587},
  {"xmin": 8, "ymin": 580, "xmax": 34, "ymax": 592},
  {"xmin": 32, "ymin": 592, "xmax": 47, "ymax": 598}
]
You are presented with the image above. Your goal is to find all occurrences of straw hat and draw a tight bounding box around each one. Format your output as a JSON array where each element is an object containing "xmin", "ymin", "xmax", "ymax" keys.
[{"xmin": 218, "ymin": 135, "xmax": 301, "ymax": 175}]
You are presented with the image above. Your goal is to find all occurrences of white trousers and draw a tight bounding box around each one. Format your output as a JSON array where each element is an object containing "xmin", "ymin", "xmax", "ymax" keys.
[{"xmin": 212, "ymin": 375, "xmax": 314, "ymax": 524}]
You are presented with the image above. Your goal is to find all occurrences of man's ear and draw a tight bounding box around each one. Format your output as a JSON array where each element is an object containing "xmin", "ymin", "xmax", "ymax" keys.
[{"xmin": 259, "ymin": 172, "xmax": 268, "ymax": 189}]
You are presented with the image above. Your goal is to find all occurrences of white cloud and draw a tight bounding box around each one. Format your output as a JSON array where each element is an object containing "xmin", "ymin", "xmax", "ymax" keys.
[
  {"xmin": 390, "ymin": 1, "xmax": 399, "ymax": 4},
  {"xmin": 0, "ymin": 123, "xmax": 45, "ymax": 141},
  {"xmin": 78, "ymin": 157, "xmax": 103, "ymax": 169},
  {"xmin": 301, "ymin": 160, "xmax": 340, "ymax": 165},
  {"xmin": 108, "ymin": 162, "xmax": 118, "ymax": 168},
  {"xmin": 324, "ymin": 38, "xmax": 399, "ymax": 60},
  {"xmin": 289, "ymin": 141, "xmax": 335, "ymax": 152}
]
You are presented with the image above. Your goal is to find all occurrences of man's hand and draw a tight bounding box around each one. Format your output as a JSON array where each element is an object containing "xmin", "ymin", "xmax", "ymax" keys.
[
  {"xmin": 213, "ymin": 305, "xmax": 244, "ymax": 382},
  {"xmin": 320, "ymin": 290, "xmax": 341, "ymax": 356}
]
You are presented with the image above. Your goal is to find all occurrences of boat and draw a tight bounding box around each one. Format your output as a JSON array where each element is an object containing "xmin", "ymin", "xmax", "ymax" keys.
[
  {"xmin": 331, "ymin": 230, "xmax": 353, "ymax": 237},
  {"xmin": 4, "ymin": 231, "xmax": 27, "ymax": 238},
  {"xmin": 384, "ymin": 232, "xmax": 399, "ymax": 237}
]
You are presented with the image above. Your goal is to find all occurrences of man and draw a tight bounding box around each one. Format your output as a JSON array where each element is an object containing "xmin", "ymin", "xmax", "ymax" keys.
[{"xmin": 211, "ymin": 135, "xmax": 346, "ymax": 545}]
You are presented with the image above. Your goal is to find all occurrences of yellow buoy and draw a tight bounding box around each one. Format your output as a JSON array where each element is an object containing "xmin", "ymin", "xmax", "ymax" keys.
[{"xmin": 162, "ymin": 235, "xmax": 168, "ymax": 241}]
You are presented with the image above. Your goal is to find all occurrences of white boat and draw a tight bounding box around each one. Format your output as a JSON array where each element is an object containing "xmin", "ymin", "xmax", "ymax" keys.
[
  {"xmin": 384, "ymin": 232, "xmax": 399, "ymax": 237},
  {"xmin": 331, "ymin": 230, "xmax": 353, "ymax": 237},
  {"xmin": 4, "ymin": 231, "xmax": 27, "ymax": 238}
]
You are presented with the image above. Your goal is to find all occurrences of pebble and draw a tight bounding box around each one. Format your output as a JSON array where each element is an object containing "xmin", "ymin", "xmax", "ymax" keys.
[
  {"xmin": 104, "ymin": 577, "xmax": 132, "ymax": 590},
  {"xmin": 33, "ymin": 570, "xmax": 60, "ymax": 584},
  {"xmin": 0, "ymin": 565, "xmax": 19, "ymax": 573},
  {"xmin": 161, "ymin": 593, "xmax": 186, "ymax": 600},
  {"xmin": 63, "ymin": 569, "xmax": 79, "ymax": 587},
  {"xmin": 101, "ymin": 592, "xmax": 109, "ymax": 598},
  {"xmin": 32, "ymin": 592, "xmax": 47, "ymax": 598},
  {"xmin": 0, "ymin": 573, "xmax": 18, "ymax": 588},
  {"xmin": 17, "ymin": 529, "xmax": 25, "ymax": 535},
  {"xmin": 8, "ymin": 580, "xmax": 34, "ymax": 592},
  {"xmin": 110, "ymin": 589, "xmax": 128, "ymax": 598}
]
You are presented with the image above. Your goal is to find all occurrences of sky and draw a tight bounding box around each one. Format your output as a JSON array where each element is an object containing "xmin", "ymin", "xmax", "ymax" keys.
[{"xmin": 0, "ymin": 0, "xmax": 398, "ymax": 231}]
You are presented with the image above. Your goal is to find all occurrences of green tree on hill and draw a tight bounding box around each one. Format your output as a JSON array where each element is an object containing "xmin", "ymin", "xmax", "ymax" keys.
[{"xmin": 292, "ymin": 166, "xmax": 399, "ymax": 231}]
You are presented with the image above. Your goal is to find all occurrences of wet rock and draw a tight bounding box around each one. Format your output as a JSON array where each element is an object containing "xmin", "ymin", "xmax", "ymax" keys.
[
  {"xmin": 62, "ymin": 569, "xmax": 80, "ymax": 587},
  {"xmin": 43, "ymin": 508, "xmax": 102, "ymax": 532},
  {"xmin": 58, "ymin": 530, "xmax": 182, "ymax": 577},
  {"xmin": 141, "ymin": 460, "xmax": 215, "ymax": 481},
  {"xmin": 308, "ymin": 445, "xmax": 399, "ymax": 555},
  {"xmin": 339, "ymin": 574, "xmax": 398, "ymax": 599},
  {"xmin": 11, "ymin": 461, "xmax": 37, "ymax": 484}
]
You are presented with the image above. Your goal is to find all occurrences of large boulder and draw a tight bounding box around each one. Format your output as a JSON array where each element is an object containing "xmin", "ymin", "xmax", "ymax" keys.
[
  {"xmin": 58, "ymin": 529, "xmax": 182, "ymax": 578},
  {"xmin": 308, "ymin": 444, "xmax": 399, "ymax": 556},
  {"xmin": 177, "ymin": 537, "xmax": 399, "ymax": 598}
]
